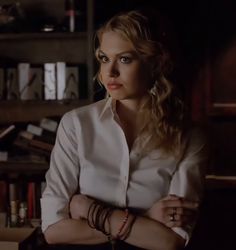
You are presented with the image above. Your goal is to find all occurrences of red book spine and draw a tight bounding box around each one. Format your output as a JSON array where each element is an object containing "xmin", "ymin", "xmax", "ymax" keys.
[{"xmin": 27, "ymin": 182, "xmax": 36, "ymax": 219}]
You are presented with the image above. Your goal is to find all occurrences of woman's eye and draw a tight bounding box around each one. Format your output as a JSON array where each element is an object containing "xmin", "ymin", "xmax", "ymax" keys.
[
  {"xmin": 120, "ymin": 56, "xmax": 132, "ymax": 64},
  {"xmin": 98, "ymin": 55, "xmax": 108, "ymax": 63}
]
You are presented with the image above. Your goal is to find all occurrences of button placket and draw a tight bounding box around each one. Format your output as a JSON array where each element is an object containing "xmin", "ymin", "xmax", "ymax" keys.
[{"xmin": 112, "ymin": 116, "xmax": 130, "ymax": 207}]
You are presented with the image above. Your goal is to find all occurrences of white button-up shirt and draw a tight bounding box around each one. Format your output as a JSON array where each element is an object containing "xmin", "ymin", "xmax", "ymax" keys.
[{"xmin": 41, "ymin": 97, "xmax": 208, "ymax": 243}]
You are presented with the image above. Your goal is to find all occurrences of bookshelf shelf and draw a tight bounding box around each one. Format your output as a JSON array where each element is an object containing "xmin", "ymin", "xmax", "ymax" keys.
[
  {"xmin": 0, "ymin": 32, "xmax": 87, "ymax": 41},
  {"xmin": 206, "ymin": 175, "xmax": 236, "ymax": 189},
  {"xmin": 0, "ymin": 99, "xmax": 91, "ymax": 123},
  {"xmin": 0, "ymin": 161, "xmax": 48, "ymax": 174}
]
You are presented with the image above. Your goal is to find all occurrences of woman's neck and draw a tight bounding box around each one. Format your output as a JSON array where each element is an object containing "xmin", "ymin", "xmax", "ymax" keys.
[
  {"xmin": 116, "ymin": 96, "xmax": 148, "ymax": 114},
  {"xmin": 116, "ymin": 97, "xmax": 148, "ymax": 150}
]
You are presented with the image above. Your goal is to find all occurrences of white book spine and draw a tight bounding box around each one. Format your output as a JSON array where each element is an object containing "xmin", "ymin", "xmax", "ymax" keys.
[
  {"xmin": 56, "ymin": 62, "xmax": 66, "ymax": 100},
  {"xmin": 27, "ymin": 124, "xmax": 43, "ymax": 136},
  {"xmin": 40, "ymin": 118, "xmax": 58, "ymax": 132},
  {"xmin": 18, "ymin": 63, "xmax": 30, "ymax": 100},
  {"xmin": 44, "ymin": 63, "xmax": 56, "ymax": 100}
]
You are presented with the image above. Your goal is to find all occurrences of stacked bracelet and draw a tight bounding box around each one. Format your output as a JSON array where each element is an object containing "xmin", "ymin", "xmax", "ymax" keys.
[
  {"xmin": 87, "ymin": 201, "xmax": 113, "ymax": 236},
  {"xmin": 87, "ymin": 202, "xmax": 136, "ymax": 248}
]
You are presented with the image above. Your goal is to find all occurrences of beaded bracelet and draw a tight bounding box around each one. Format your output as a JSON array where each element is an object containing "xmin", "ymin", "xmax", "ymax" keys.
[
  {"xmin": 116, "ymin": 208, "xmax": 129, "ymax": 239},
  {"xmin": 119, "ymin": 215, "xmax": 137, "ymax": 241}
]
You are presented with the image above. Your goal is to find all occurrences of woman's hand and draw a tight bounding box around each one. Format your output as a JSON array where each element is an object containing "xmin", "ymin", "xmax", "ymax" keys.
[
  {"xmin": 145, "ymin": 195, "xmax": 199, "ymax": 228},
  {"xmin": 69, "ymin": 194, "xmax": 94, "ymax": 220}
]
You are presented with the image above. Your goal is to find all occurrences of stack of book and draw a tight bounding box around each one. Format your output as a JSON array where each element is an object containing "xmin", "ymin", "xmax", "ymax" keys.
[
  {"xmin": 14, "ymin": 118, "xmax": 58, "ymax": 159},
  {"xmin": 0, "ymin": 118, "xmax": 58, "ymax": 228},
  {"xmin": 0, "ymin": 118, "xmax": 58, "ymax": 163}
]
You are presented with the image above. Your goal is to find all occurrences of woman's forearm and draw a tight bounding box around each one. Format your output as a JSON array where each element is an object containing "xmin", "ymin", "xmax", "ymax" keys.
[
  {"xmin": 110, "ymin": 210, "xmax": 185, "ymax": 250},
  {"xmin": 44, "ymin": 218, "xmax": 108, "ymax": 245},
  {"xmin": 44, "ymin": 212, "xmax": 184, "ymax": 250}
]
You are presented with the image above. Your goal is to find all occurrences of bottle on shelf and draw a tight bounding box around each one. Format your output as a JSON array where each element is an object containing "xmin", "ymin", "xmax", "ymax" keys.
[{"xmin": 64, "ymin": 0, "xmax": 75, "ymax": 32}]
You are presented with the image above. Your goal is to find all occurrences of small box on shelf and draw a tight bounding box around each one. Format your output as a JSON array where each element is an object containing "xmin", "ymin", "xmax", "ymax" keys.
[{"xmin": 0, "ymin": 227, "xmax": 37, "ymax": 250}]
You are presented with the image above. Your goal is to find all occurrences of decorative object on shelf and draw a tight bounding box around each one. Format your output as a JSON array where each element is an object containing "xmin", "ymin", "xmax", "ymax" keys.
[
  {"xmin": 65, "ymin": 65, "xmax": 79, "ymax": 99},
  {"xmin": 0, "ymin": 2, "xmax": 26, "ymax": 33},
  {"xmin": 64, "ymin": 0, "xmax": 75, "ymax": 32}
]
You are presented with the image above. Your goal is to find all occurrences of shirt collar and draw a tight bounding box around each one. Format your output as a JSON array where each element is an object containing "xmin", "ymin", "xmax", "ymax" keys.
[{"xmin": 99, "ymin": 97, "xmax": 116, "ymax": 120}]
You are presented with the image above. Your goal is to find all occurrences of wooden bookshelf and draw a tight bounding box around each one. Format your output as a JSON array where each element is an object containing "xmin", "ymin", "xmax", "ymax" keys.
[
  {"xmin": 0, "ymin": 161, "xmax": 48, "ymax": 175},
  {"xmin": 0, "ymin": 99, "xmax": 90, "ymax": 123}
]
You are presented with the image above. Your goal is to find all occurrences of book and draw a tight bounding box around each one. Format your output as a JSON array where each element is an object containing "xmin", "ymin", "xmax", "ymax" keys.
[
  {"xmin": 0, "ymin": 180, "xmax": 7, "ymax": 213},
  {"xmin": 13, "ymin": 136, "xmax": 52, "ymax": 157},
  {"xmin": 19, "ymin": 130, "xmax": 55, "ymax": 145},
  {"xmin": 0, "ymin": 68, "xmax": 5, "ymax": 100},
  {"xmin": 56, "ymin": 62, "xmax": 66, "ymax": 100},
  {"xmin": 44, "ymin": 63, "xmax": 56, "ymax": 100},
  {"xmin": 40, "ymin": 118, "xmax": 58, "ymax": 133},
  {"xmin": 0, "ymin": 125, "xmax": 17, "ymax": 151},
  {"xmin": 26, "ymin": 124, "xmax": 43, "ymax": 137},
  {"xmin": 6, "ymin": 67, "xmax": 19, "ymax": 100},
  {"xmin": 18, "ymin": 63, "xmax": 44, "ymax": 100},
  {"xmin": 0, "ymin": 125, "xmax": 15, "ymax": 139},
  {"xmin": 0, "ymin": 151, "xmax": 8, "ymax": 161},
  {"xmin": 27, "ymin": 182, "xmax": 36, "ymax": 219},
  {"xmin": 29, "ymin": 66, "xmax": 44, "ymax": 100},
  {"xmin": 26, "ymin": 123, "xmax": 56, "ymax": 144},
  {"xmin": 29, "ymin": 139, "xmax": 54, "ymax": 152},
  {"xmin": 18, "ymin": 63, "xmax": 30, "ymax": 100},
  {"xmin": 65, "ymin": 66, "xmax": 79, "ymax": 99},
  {"xmin": 9, "ymin": 182, "xmax": 18, "ymax": 226}
]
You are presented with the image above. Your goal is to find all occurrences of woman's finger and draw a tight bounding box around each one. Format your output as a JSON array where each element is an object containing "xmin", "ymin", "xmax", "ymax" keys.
[{"xmin": 163, "ymin": 199, "xmax": 199, "ymax": 210}]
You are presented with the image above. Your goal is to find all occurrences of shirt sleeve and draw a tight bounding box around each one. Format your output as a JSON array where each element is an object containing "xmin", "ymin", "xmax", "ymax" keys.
[
  {"xmin": 40, "ymin": 111, "xmax": 80, "ymax": 232},
  {"xmin": 168, "ymin": 127, "xmax": 209, "ymax": 244}
]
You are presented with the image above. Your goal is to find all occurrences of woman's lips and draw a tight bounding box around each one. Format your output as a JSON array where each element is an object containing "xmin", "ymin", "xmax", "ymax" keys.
[{"xmin": 107, "ymin": 83, "xmax": 123, "ymax": 90}]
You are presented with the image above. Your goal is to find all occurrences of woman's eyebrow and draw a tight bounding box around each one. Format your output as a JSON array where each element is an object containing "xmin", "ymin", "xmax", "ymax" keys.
[
  {"xmin": 97, "ymin": 49, "xmax": 105, "ymax": 55},
  {"xmin": 98, "ymin": 49, "xmax": 136, "ymax": 56}
]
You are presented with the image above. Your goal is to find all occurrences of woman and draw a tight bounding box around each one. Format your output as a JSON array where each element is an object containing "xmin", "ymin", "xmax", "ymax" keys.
[{"xmin": 41, "ymin": 10, "xmax": 208, "ymax": 250}]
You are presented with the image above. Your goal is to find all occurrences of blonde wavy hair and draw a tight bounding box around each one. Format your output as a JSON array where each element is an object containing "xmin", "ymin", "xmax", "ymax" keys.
[{"xmin": 95, "ymin": 10, "xmax": 187, "ymax": 157}]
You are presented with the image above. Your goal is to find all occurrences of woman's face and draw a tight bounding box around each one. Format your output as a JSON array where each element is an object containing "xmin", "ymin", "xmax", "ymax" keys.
[{"xmin": 98, "ymin": 31, "xmax": 150, "ymax": 101}]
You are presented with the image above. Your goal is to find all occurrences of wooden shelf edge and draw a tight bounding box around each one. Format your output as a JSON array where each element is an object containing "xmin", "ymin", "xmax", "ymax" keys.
[
  {"xmin": 0, "ymin": 99, "xmax": 91, "ymax": 123},
  {"xmin": 0, "ymin": 161, "xmax": 49, "ymax": 174},
  {"xmin": 206, "ymin": 175, "xmax": 236, "ymax": 189},
  {"xmin": 0, "ymin": 32, "xmax": 87, "ymax": 40}
]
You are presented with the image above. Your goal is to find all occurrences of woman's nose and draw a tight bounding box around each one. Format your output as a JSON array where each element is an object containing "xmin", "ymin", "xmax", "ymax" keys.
[{"xmin": 107, "ymin": 61, "xmax": 119, "ymax": 77}]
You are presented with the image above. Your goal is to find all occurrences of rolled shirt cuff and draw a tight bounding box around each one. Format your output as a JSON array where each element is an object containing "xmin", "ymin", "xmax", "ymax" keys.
[
  {"xmin": 40, "ymin": 196, "xmax": 69, "ymax": 232},
  {"xmin": 172, "ymin": 227, "xmax": 191, "ymax": 245}
]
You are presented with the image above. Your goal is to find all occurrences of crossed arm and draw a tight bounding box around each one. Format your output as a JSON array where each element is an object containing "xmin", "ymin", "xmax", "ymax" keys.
[
  {"xmin": 42, "ymin": 118, "xmax": 208, "ymax": 249},
  {"xmin": 44, "ymin": 194, "xmax": 198, "ymax": 250}
]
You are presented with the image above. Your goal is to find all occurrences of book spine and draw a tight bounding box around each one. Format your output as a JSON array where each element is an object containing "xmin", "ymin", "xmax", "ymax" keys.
[
  {"xmin": 29, "ymin": 139, "xmax": 54, "ymax": 152},
  {"xmin": 44, "ymin": 63, "xmax": 56, "ymax": 100},
  {"xmin": 56, "ymin": 62, "xmax": 66, "ymax": 100},
  {"xmin": 18, "ymin": 63, "xmax": 31, "ymax": 100}
]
